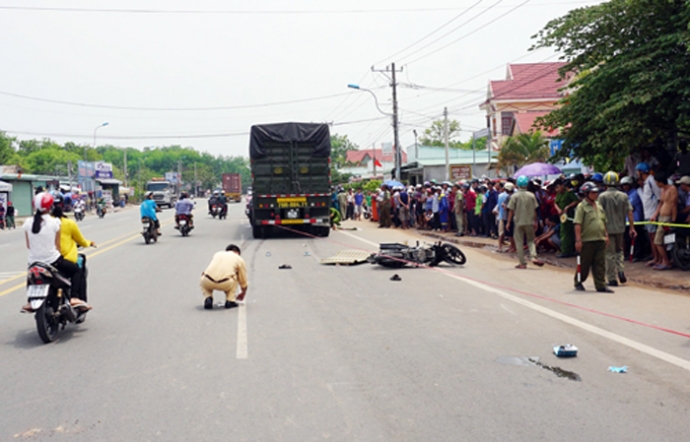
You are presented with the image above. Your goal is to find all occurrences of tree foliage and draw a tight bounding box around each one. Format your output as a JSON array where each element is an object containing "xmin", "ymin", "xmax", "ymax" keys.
[
  {"xmin": 531, "ymin": 0, "xmax": 690, "ymax": 170},
  {"xmin": 419, "ymin": 119, "xmax": 464, "ymax": 148},
  {"xmin": 495, "ymin": 132, "xmax": 550, "ymax": 175},
  {"xmin": 330, "ymin": 133, "xmax": 359, "ymax": 169},
  {"xmin": 0, "ymin": 132, "xmax": 249, "ymax": 194}
]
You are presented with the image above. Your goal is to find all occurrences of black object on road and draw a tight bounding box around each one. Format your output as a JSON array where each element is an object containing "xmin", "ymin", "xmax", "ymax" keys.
[
  {"xmin": 279, "ymin": 264, "xmax": 292, "ymax": 269},
  {"xmin": 390, "ymin": 274, "xmax": 401, "ymax": 281}
]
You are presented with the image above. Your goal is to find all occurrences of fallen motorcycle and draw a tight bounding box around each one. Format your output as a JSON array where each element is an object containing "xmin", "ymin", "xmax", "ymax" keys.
[{"xmin": 368, "ymin": 241, "xmax": 467, "ymax": 268}]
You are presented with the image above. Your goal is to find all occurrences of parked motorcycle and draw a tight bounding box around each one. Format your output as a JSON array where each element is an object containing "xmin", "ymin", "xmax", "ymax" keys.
[
  {"xmin": 665, "ymin": 226, "xmax": 690, "ymax": 271},
  {"xmin": 25, "ymin": 254, "xmax": 90, "ymax": 344},
  {"xmin": 178, "ymin": 214, "xmax": 193, "ymax": 237},
  {"xmin": 368, "ymin": 241, "xmax": 467, "ymax": 268},
  {"xmin": 142, "ymin": 216, "xmax": 158, "ymax": 244}
]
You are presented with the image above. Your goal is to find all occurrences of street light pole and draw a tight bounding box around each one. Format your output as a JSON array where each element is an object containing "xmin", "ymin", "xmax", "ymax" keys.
[{"xmin": 90, "ymin": 122, "xmax": 109, "ymax": 160}]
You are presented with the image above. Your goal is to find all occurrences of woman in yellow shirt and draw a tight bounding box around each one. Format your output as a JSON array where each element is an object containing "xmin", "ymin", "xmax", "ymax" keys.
[{"xmin": 52, "ymin": 194, "xmax": 95, "ymax": 306}]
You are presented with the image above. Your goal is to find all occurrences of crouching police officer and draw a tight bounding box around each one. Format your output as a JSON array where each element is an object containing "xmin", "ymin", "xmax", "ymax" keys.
[{"xmin": 200, "ymin": 244, "xmax": 248, "ymax": 309}]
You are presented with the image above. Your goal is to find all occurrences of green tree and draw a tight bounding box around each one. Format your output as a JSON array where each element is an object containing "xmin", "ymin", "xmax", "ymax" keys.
[
  {"xmin": 495, "ymin": 132, "xmax": 551, "ymax": 175},
  {"xmin": 0, "ymin": 132, "xmax": 16, "ymax": 164},
  {"xmin": 23, "ymin": 147, "xmax": 83, "ymax": 175},
  {"xmin": 419, "ymin": 119, "xmax": 463, "ymax": 148},
  {"xmin": 532, "ymin": 0, "xmax": 690, "ymax": 170},
  {"xmin": 330, "ymin": 133, "xmax": 359, "ymax": 169}
]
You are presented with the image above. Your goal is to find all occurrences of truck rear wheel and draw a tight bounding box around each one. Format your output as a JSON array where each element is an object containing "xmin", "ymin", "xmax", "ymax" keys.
[
  {"xmin": 252, "ymin": 226, "xmax": 263, "ymax": 239},
  {"xmin": 315, "ymin": 226, "xmax": 330, "ymax": 237}
]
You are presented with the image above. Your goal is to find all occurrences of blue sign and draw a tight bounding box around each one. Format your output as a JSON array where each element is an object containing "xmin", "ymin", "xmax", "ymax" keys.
[{"xmin": 549, "ymin": 139, "xmax": 564, "ymax": 156}]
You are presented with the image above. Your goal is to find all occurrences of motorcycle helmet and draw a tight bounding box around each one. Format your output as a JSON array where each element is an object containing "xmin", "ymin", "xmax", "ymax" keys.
[
  {"xmin": 579, "ymin": 181, "xmax": 599, "ymax": 196},
  {"xmin": 620, "ymin": 176, "xmax": 634, "ymax": 186},
  {"xmin": 145, "ymin": 191, "xmax": 154, "ymax": 198},
  {"xmin": 590, "ymin": 172, "xmax": 604, "ymax": 184},
  {"xmin": 34, "ymin": 192, "xmax": 54, "ymax": 213},
  {"xmin": 603, "ymin": 171, "xmax": 619, "ymax": 186},
  {"xmin": 635, "ymin": 162, "xmax": 650, "ymax": 173},
  {"xmin": 503, "ymin": 182, "xmax": 515, "ymax": 192},
  {"xmin": 516, "ymin": 175, "xmax": 529, "ymax": 188}
]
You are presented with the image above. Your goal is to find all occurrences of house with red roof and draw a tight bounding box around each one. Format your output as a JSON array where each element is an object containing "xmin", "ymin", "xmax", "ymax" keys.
[
  {"xmin": 343, "ymin": 143, "xmax": 407, "ymax": 178},
  {"xmin": 480, "ymin": 62, "xmax": 571, "ymax": 150}
]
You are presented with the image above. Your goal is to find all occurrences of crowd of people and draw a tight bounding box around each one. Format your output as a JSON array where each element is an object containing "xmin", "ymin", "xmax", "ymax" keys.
[{"xmin": 331, "ymin": 146, "xmax": 690, "ymax": 287}]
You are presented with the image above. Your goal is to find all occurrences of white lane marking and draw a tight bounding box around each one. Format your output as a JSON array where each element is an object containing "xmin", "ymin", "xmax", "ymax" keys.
[
  {"xmin": 344, "ymin": 232, "xmax": 690, "ymax": 372},
  {"xmin": 237, "ymin": 303, "xmax": 248, "ymax": 359},
  {"xmin": 500, "ymin": 304, "xmax": 517, "ymax": 315},
  {"xmin": 338, "ymin": 230, "xmax": 379, "ymax": 248}
]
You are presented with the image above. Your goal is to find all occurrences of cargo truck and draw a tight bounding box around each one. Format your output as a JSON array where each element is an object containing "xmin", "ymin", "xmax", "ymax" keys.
[
  {"xmin": 222, "ymin": 173, "xmax": 242, "ymax": 203},
  {"xmin": 145, "ymin": 178, "xmax": 178, "ymax": 208},
  {"xmin": 248, "ymin": 122, "xmax": 331, "ymax": 239}
]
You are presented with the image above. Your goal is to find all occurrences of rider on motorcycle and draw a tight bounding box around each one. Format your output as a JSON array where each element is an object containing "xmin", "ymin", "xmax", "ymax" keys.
[
  {"xmin": 140, "ymin": 191, "xmax": 162, "ymax": 235},
  {"xmin": 217, "ymin": 191, "xmax": 228, "ymax": 217},
  {"xmin": 96, "ymin": 197, "xmax": 107, "ymax": 216},
  {"xmin": 174, "ymin": 192, "xmax": 194, "ymax": 229},
  {"xmin": 208, "ymin": 190, "xmax": 219, "ymax": 214},
  {"xmin": 50, "ymin": 194, "xmax": 95, "ymax": 307},
  {"xmin": 21, "ymin": 193, "xmax": 84, "ymax": 312}
]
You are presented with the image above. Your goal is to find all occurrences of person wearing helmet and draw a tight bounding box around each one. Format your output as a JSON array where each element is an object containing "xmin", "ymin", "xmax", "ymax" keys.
[
  {"xmin": 141, "ymin": 191, "xmax": 162, "ymax": 236},
  {"xmin": 506, "ymin": 176, "xmax": 544, "ymax": 269},
  {"xmin": 174, "ymin": 192, "xmax": 194, "ymax": 229},
  {"xmin": 636, "ymin": 161, "xmax": 661, "ymax": 266},
  {"xmin": 573, "ymin": 182, "xmax": 612, "ymax": 292},
  {"xmin": 208, "ymin": 190, "xmax": 219, "ymax": 214},
  {"xmin": 590, "ymin": 172, "xmax": 604, "ymax": 184},
  {"xmin": 598, "ymin": 171, "xmax": 636, "ymax": 286},
  {"xmin": 21, "ymin": 193, "xmax": 82, "ymax": 312},
  {"xmin": 51, "ymin": 194, "xmax": 95, "ymax": 307}
]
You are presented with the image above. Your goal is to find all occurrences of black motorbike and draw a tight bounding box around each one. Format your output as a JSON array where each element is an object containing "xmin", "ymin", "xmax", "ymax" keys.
[
  {"xmin": 142, "ymin": 216, "xmax": 158, "ymax": 244},
  {"xmin": 368, "ymin": 241, "xmax": 467, "ymax": 268},
  {"xmin": 25, "ymin": 254, "xmax": 89, "ymax": 344},
  {"xmin": 666, "ymin": 226, "xmax": 690, "ymax": 271}
]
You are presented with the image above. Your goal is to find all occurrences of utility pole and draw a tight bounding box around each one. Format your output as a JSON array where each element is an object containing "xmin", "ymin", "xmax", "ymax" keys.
[
  {"xmin": 123, "ymin": 149, "xmax": 128, "ymax": 188},
  {"xmin": 372, "ymin": 63, "xmax": 403, "ymax": 180},
  {"xmin": 371, "ymin": 142, "xmax": 376, "ymax": 178},
  {"xmin": 194, "ymin": 162, "xmax": 197, "ymax": 197},
  {"xmin": 444, "ymin": 107, "xmax": 449, "ymax": 181},
  {"xmin": 177, "ymin": 160, "xmax": 182, "ymax": 196},
  {"xmin": 68, "ymin": 161, "xmax": 73, "ymax": 193}
]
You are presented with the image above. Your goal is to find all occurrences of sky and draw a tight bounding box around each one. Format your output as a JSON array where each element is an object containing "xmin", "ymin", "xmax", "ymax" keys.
[{"xmin": 0, "ymin": 0, "xmax": 606, "ymax": 159}]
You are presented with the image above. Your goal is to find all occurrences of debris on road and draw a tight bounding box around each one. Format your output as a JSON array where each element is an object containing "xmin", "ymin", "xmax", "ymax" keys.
[
  {"xmin": 390, "ymin": 274, "xmax": 402, "ymax": 281},
  {"xmin": 266, "ymin": 252, "xmax": 271, "ymax": 257},
  {"xmin": 553, "ymin": 344, "xmax": 578, "ymax": 358},
  {"xmin": 279, "ymin": 264, "xmax": 292, "ymax": 269},
  {"xmin": 304, "ymin": 251, "xmax": 310, "ymax": 256},
  {"xmin": 608, "ymin": 365, "xmax": 628, "ymax": 373},
  {"xmin": 320, "ymin": 250, "xmax": 371, "ymax": 266}
]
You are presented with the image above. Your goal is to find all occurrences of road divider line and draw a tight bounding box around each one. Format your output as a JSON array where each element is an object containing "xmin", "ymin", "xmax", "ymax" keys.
[
  {"xmin": 237, "ymin": 303, "xmax": 248, "ymax": 359},
  {"xmin": 0, "ymin": 232, "xmax": 143, "ymax": 298}
]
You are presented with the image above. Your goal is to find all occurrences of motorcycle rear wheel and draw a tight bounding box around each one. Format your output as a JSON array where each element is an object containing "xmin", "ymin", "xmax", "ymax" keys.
[
  {"xmin": 36, "ymin": 301, "xmax": 59, "ymax": 343},
  {"xmin": 442, "ymin": 244, "xmax": 467, "ymax": 265}
]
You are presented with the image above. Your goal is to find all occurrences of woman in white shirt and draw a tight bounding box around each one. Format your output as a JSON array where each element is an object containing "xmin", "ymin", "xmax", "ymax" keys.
[{"xmin": 22, "ymin": 193, "xmax": 83, "ymax": 312}]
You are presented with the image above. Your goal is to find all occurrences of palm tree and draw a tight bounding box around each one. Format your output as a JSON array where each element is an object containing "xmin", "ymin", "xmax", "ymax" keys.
[{"xmin": 496, "ymin": 132, "xmax": 551, "ymax": 176}]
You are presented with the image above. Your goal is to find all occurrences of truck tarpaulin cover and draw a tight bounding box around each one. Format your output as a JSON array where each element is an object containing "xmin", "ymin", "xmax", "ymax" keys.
[{"xmin": 249, "ymin": 122, "xmax": 331, "ymax": 159}]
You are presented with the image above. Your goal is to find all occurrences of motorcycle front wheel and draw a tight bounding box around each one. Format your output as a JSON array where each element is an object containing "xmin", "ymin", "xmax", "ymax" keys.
[
  {"xmin": 35, "ymin": 300, "xmax": 59, "ymax": 343},
  {"xmin": 442, "ymin": 244, "xmax": 467, "ymax": 265}
]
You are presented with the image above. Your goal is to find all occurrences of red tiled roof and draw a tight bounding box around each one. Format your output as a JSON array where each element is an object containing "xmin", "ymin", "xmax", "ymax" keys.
[
  {"xmin": 513, "ymin": 111, "xmax": 560, "ymax": 137},
  {"xmin": 490, "ymin": 62, "xmax": 568, "ymax": 102},
  {"xmin": 346, "ymin": 148, "xmax": 407, "ymax": 165}
]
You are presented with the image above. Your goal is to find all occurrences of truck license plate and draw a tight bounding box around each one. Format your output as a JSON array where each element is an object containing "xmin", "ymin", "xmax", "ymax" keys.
[{"xmin": 277, "ymin": 197, "xmax": 307, "ymax": 208}]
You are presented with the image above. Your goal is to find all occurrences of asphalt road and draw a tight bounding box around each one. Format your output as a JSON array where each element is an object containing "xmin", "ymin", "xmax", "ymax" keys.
[{"xmin": 2, "ymin": 203, "xmax": 690, "ymax": 441}]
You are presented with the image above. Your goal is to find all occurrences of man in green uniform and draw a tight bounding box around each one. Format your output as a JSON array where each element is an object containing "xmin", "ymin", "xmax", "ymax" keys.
[
  {"xmin": 574, "ymin": 182, "xmax": 612, "ymax": 292},
  {"xmin": 554, "ymin": 178, "xmax": 579, "ymax": 258},
  {"xmin": 598, "ymin": 171, "xmax": 636, "ymax": 286},
  {"xmin": 506, "ymin": 175, "xmax": 544, "ymax": 269}
]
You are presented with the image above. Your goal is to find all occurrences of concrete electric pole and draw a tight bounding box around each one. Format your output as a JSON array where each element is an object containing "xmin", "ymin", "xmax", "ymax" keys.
[{"xmin": 372, "ymin": 63, "xmax": 403, "ymax": 181}]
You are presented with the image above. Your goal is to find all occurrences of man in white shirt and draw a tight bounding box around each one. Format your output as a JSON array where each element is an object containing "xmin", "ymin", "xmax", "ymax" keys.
[{"xmin": 636, "ymin": 162, "xmax": 661, "ymax": 266}]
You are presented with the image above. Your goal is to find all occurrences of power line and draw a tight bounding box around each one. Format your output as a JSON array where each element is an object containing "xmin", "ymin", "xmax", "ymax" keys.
[
  {"xmin": 372, "ymin": 0, "xmax": 484, "ymax": 66},
  {"xmin": 404, "ymin": 0, "xmax": 532, "ymax": 65},
  {"xmin": 0, "ymin": 90, "xmax": 352, "ymax": 111},
  {"xmin": 397, "ymin": 0, "xmax": 504, "ymax": 65},
  {"xmin": 0, "ymin": 3, "xmax": 593, "ymax": 15}
]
